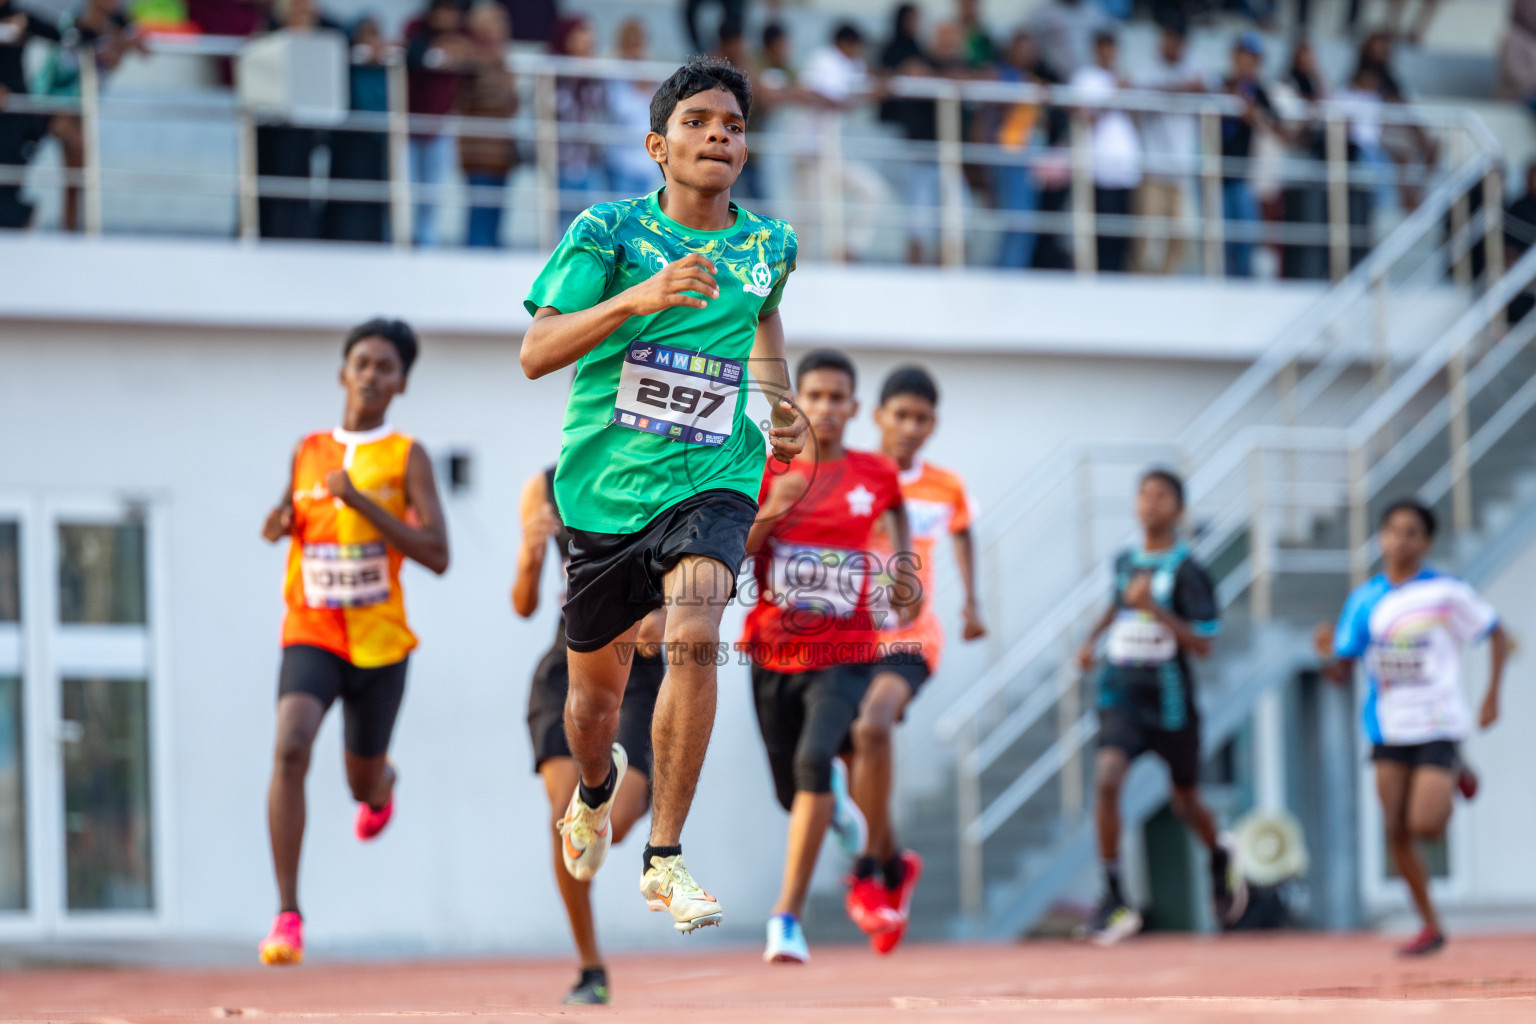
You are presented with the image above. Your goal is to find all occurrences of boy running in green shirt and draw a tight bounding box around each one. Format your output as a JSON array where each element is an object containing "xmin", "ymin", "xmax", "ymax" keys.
[{"xmin": 521, "ymin": 56, "xmax": 805, "ymax": 934}]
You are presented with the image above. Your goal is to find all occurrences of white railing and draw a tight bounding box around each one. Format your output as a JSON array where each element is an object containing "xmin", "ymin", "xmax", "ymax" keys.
[{"xmin": 0, "ymin": 32, "xmax": 1499, "ymax": 274}]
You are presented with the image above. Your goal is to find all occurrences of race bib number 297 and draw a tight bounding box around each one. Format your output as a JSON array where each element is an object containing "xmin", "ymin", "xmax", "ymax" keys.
[{"xmin": 613, "ymin": 343, "xmax": 741, "ymax": 446}]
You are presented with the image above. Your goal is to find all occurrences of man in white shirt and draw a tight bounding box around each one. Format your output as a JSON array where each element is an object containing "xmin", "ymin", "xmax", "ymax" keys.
[
  {"xmin": 798, "ymin": 22, "xmax": 892, "ymax": 262},
  {"xmin": 1134, "ymin": 23, "xmax": 1202, "ymax": 274},
  {"xmin": 1070, "ymin": 31, "xmax": 1141, "ymax": 272}
]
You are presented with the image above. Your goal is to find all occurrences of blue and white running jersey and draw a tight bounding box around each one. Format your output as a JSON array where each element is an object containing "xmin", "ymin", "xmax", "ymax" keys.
[{"xmin": 1333, "ymin": 568, "xmax": 1499, "ymax": 745}]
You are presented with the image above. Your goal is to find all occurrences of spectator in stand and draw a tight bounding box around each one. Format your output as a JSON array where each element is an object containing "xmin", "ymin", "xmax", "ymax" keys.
[
  {"xmin": 993, "ymin": 30, "xmax": 1045, "ymax": 269},
  {"xmin": 605, "ymin": 17, "xmax": 659, "ymax": 199},
  {"xmin": 256, "ymin": 0, "xmax": 342, "ymax": 240},
  {"xmin": 1070, "ymin": 30, "xmax": 1140, "ymax": 273},
  {"xmin": 406, "ymin": 0, "xmax": 475, "ymax": 247},
  {"xmin": 683, "ymin": 0, "xmax": 744, "ymax": 56},
  {"xmin": 1026, "ymin": 0, "xmax": 1109, "ymax": 83},
  {"xmin": 715, "ymin": 24, "xmax": 748, "ymax": 71},
  {"xmin": 880, "ymin": 6, "xmax": 957, "ymax": 265},
  {"xmin": 499, "ymin": 0, "xmax": 554, "ymax": 45},
  {"xmin": 187, "ymin": 0, "xmax": 269, "ymax": 83},
  {"xmin": 1507, "ymin": 161, "xmax": 1536, "ymax": 261},
  {"xmin": 1355, "ymin": 30, "xmax": 1437, "ymax": 212},
  {"xmin": 1345, "ymin": 0, "xmax": 1440, "ymax": 46},
  {"xmin": 1218, "ymin": 32, "xmax": 1280, "ymax": 277},
  {"xmin": 31, "ymin": 0, "xmax": 143, "ymax": 232},
  {"xmin": 1133, "ymin": 21, "xmax": 1201, "ymax": 275},
  {"xmin": 956, "ymin": 0, "xmax": 993, "ymax": 69},
  {"xmin": 458, "ymin": 1, "xmax": 517, "ymax": 247},
  {"xmin": 0, "ymin": 0, "xmax": 62, "ymax": 229},
  {"xmin": 801, "ymin": 21, "xmax": 890, "ymax": 262},
  {"xmin": 324, "ymin": 15, "xmax": 390, "ymax": 243},
  {"xmin": 1497, "ymin": 0, "xmax": 1536, "ymax": 115},
  {"xmin": 550, "ymin": 14, "xmax": 606, "ymax": 229}
]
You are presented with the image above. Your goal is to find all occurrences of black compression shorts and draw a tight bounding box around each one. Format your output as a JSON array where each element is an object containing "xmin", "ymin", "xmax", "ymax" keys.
[
  {"xmin": 1098, "ymin": 706, "xmax": 1202, "ymax": 790},
  {"xmin": 875, "ymin": 650, "xmax": 932, "ymax": 698},
  {"xmin": 563, "ymin": 489, "xmax": 757, "ymax": 653},
  {"xmin": 278, "ymin": 644, "xmax": 408, "ymax": 758},
  {"xmin": 527, "ymin": 646, "xmax": 666, "ymax": 776},
  {"xmin": 1372, "ymin": 740, "xmax": 1460, "ymax": 772},
  {"xmin": 751, "ymin": 662, "xmax": 872, "ymax": 812}
]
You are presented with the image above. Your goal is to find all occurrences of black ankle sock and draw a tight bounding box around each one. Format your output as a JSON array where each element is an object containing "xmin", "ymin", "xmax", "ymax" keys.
[
  {"xmin": 1103, "ymin": 862, "xmax": 1123, "ymax": 901},
  {"xmin": 882, "ymin": 855, "xmax": 907, "ymax": 891},
  {"xmin": 1210, "ymin": 843, "xmax": 1230, "ymax": 879},
  {"xmin": 576, "ymin": 965, "xmax": 607, "ymax": 986},
  {"xmin": 854, "ymin": 856, "xmax": 881, "ymax": 881},
  {"xmin": 578, "ymin": 763, "xmax": 616, "ymax": 809},
  {"xmin": 643, "ymin": 843, "xmax": 681, "ymax": 870}
]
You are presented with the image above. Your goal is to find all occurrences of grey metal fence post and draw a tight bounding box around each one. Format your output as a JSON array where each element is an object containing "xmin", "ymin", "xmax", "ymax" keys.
[
  {"xmin": 1200, "ymin": 108, "xmax": 1223, "ymax": 277},
  {"xmin": 237, "ymin": 109, "xmax": 259, "ymax": 241},
  {"xmin": 938, "ymin": 85, "xmax": 965, "ymax": 268},
  {"xmin": 958, "ymin": 720, "xmax": 983, "ymax": 915},
  {"xmin": 1326, "ymin": 113, "xmax": 1349, "ymax": 282},
  {"xmin": 77, "ymin": 44, "xmax": 104, "ymax": 235},
  {"xmin": 386, "ymin": 55, "xmax": 413, "ymax": 249},
  {"xmin": 534, "ymin": 70, "xmax": 560, "ymax": 252},
  {"xmin": 1070, "ymin": 106, "xmax": 1095, "ymax": 275}
]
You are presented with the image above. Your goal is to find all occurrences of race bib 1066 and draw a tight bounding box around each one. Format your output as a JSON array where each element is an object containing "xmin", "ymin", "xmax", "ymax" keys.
[
  {"xmin": 612, "ymin": 343, "xmax": 741, "ymax": 446},
  {"xmin": 301, "ymin": 541, "xmax": 390, "ymax": 609}
]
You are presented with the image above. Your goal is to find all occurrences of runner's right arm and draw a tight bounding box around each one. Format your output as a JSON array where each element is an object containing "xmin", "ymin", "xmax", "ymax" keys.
[
  {"xmin": 1075, "ymin": 604, "xmax": 1117, "ymax": 671},
  {"xmin": 512, "ymin": 471, "xmax": 559, "ymax": 618},
  {"xmin": 260, "ymin": 445, "xmax": 299, "ymax": 543},
  {"xmin": 520, "ymin": 253, "xmax": 721, "ymax": 379}
]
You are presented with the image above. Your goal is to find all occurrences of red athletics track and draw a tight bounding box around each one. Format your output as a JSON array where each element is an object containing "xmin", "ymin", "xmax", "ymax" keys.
[{"xmin": 5, "ymin": 934, "xmax": 1536, "ymax": 1024}]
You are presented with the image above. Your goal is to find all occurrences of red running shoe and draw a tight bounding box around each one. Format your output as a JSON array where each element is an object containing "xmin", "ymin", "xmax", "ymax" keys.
[
  {"xmin": 355, "ymin": 797, "xmax": 394, "ymax": 841},
  {"xmin": 1398, "ymin": 926, "xmax": 1446, "ymax": 957},
  {"xmin": 845, "ymin": 875, "xmax": 900, "ymax": 936},
  {"xmin": 872, "ymin": 850, "xmax": 923, "ymax": 956},
  {"xmin": 259, "ymin": 911, "xmax": 304, "ymax": 966},
  {"xmin": 1457, "ymin": 765, "xmax": 1479, "ymax": 801}
]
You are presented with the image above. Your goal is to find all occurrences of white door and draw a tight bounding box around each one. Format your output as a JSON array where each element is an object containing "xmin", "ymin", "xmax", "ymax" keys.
[{"xmin": 0, "ymin": 496, "xmax": 171, "ymax": 938}]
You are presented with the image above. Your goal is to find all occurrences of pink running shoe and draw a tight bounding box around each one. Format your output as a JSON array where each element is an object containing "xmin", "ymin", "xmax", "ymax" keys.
[
  {"xmin": 355, "ymin": 797, "xmax": 394, "ymax": 841},
  {"xmin": 259, "ymin": 911, "xmax": 304, "ymax": 966}
]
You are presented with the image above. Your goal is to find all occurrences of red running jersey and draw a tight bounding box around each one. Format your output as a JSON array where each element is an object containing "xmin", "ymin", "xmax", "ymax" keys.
[{"xmin": 740, "ymin": 450, "xmax": 904, "ymax": 673}]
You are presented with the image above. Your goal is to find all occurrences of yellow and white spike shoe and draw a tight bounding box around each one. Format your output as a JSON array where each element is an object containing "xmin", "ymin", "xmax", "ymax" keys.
[
  {"xmin": 557, "ymin": 743, "xmax": 627, "ymax": 881},
  {"xmin": 640, "ymin": 853, "xmax": 724, "ymax": 933}
]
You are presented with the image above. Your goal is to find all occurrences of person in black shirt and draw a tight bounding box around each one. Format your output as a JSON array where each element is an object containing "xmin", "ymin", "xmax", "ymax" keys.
[
  {"xmin": 0, "ymin": 1, "xmax": 62, "ymax": 229},
  {"xmin": 1219, "ymin": 33, "xmax": 1280, "ymax": 277}
]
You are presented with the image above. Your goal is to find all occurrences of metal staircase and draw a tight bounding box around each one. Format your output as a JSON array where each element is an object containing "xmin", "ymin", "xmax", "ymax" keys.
[{"xmin": 896, "ymin": 121, "xmax": 1536, "ymax": 941}]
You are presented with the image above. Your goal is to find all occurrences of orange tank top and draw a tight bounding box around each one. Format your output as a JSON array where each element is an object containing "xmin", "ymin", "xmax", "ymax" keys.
[{"xmin": 282, "ymin": 426, "xmax": 418, "ymax": 668}]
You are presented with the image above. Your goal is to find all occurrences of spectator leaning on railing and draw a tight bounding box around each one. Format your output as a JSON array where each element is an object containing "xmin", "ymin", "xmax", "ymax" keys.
[
  {"xmin": 323, "ymin": 15, "xmax": 390, "ymax": 244},
  {"xmin": 606, "ymin": 18, "xmax": 660, "ymax": 200},
  {"xmin": 0, "ymin": 0, "xmax": 62, "ymax": 229},
  {"xmin": 1217, "ymin": 32, "xmax": 1281, "ymax": 278},
  {"xmin": 405, "ymin": 0, "xmax": 475, "ymax": 247},
  {"xmin": 550, "ymin": 14, "xmax": 607, "ymax": 230},
  {"xmin": 457, "ymin": 0, "xmax": 517, "ymax": 247},
  {"xmin": 1134, "ymin": 19, "xmax": 1202, "ymax": 276},
  {"xmin": 256, "ymin": 0, "xmax": 343, "ymax": 241},
  {"xmin": 992, "ymin": 29, "xmax": 1044, "ymax": 270},
  {"xmin": 879, "ymin": 4, "xmax": 947, "ymax": 266},
  {"xmin": 34, "ymin": 0, "xmax": 145, "ymax": 232},
  {"xmin": 1070, "ymin": 29, "xmax": 1141, "ymax": 274}
]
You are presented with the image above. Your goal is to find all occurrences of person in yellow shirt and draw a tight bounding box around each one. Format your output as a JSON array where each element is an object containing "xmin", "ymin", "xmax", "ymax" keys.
[{"xmin": 257, "ymin": 318, "xmax": 450, "ymax": 966}]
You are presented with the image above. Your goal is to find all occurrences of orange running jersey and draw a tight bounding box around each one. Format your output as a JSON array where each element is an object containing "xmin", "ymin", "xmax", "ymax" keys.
[
  {"xmin": 873, "ymin": 460, "xmax": 972, "ymax": 672},
  {"xmin": 282, "ymin": 426, "xmax": 418, "ymax": 668}
]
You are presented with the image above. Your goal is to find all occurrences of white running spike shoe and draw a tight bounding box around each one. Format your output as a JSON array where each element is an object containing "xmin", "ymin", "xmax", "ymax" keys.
[
  {"xmin": 828, "ymin": 758, "xmax": 867, "ymax": 859},
  {"xmin": 557, "ymin": 743, "xmax": 627, "ymax": 881},
  {"xmin": 640, "ymin": 853, "xmax": 724, "ymax": 933},
  {"xmin": 764, "ymin": 913, "xmax": 809, "ymax": 963}
]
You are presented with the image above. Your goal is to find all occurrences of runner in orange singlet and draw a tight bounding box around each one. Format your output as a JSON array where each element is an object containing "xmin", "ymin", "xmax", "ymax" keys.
[
  {"xmin": 257, "ymin": 318, "xmax": 450, "ymax": 966},
  {"xmin": 844, "ymin": 365, "xmax": 986, "ymax": 954}
]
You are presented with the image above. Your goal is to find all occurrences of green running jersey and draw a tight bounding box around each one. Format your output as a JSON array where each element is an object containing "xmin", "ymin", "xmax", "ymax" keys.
[{"xmin": 524, "ymin": 189, "xmax": 798, "ymax": 533}]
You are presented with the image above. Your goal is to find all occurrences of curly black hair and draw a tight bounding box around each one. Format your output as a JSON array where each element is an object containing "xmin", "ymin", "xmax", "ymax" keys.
[{"xmin": 649, "ymin": 55, "xmax": 752, "ymax": 135}]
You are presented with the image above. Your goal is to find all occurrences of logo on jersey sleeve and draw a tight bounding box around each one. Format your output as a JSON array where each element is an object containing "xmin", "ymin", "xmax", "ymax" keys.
[{"xmin": 743, "ymin": 262, "xmax": 774, "ymax": 297}]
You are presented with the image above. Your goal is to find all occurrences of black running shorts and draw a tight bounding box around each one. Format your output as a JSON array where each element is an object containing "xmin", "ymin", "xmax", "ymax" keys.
[
  {"xmin": 751, "ymin": 662, "xmax": 873, "ymax": 812},
  {"xmin": 1098, "ymin": 706, "xmax": 1202, "ymax": 790},
  {"xmin": 1371, "ymin": 740, "xmax": 1460, "ymax": 772},
  {"xmin": 563, "ymin": 489, "xmax": 757, "ymax": 653},
  {"xmin": 527, "ymin": 643, "xmax": 666, "ymax": 776},
  {"xmin": 278, "ymin": 644, "xmax": 408, "ymax": 758},
  {"xmin": 875, "ymin": 650, "xmax": 932, "ymax": 698}
]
